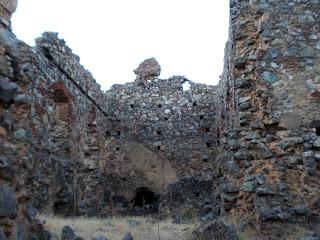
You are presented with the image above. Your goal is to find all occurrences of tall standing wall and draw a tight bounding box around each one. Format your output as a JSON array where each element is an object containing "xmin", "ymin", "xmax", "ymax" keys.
[
  {"xmin": 215, "ymin": 0, "xmax": 320, "ymax": 238},
  {"xmin": 0, "ymin": 17, "xmax": 110, "ymax": 240}
]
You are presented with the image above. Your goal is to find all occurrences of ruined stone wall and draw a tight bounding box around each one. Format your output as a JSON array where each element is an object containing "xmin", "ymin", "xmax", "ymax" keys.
[
  {"xmin": 215, "ymin": 0, "xmax": 320, "ymax": 238},
  {"xmin": 31, "ymin": 32, "xmax": 110, "ymax": 216},
  {"xmin": 0, "ymin": 21, "xmax": 110, "ymax": 240},
  {"xmin": 2, "ymin": 0, "xmax": 320, "ymax": 239},
  {"xmin": 0, "ymin": 0, "xmax": 17, "ymax": 29},
  {"xmin": 103, "ymin": 59, "xmax": 218, "ymax": 217}
]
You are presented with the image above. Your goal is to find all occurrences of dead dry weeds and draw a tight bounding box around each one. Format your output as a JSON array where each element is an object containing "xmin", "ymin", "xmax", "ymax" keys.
[{"xmin": 40, "ymin": 215, "xmax": 198, "ymax": 240}]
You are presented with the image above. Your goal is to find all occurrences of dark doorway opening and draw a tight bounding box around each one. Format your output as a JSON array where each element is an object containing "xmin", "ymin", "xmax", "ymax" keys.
[
  {"xmin": 310, "ymin": 120, "xmax": 320, "ymax": 136},
  {"xmin": 133, "ymin": 187, "xmax": 157, "ymax": 207},
  {"xmin": 106, "ymin": 131, "xmax": 111, "ymax": 138},
  {"xmin": 131, "ymin": 187, "xmax": 159, "ymax": 215}
]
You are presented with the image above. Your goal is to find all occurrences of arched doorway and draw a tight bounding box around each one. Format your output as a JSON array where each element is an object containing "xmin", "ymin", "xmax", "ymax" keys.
[
  {"xmin": 131, "ymin": 187, "xmax": 159, "ymax": 215},
  {"xmin": 133, "ymin": 187, "xmax": 156, "ymax": 206}
]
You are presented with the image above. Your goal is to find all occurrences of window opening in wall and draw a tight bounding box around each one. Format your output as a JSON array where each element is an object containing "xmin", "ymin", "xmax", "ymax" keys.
[
  {"xmin": 156, "ymin": 130, "xmax": 161, "ymax": 135},
  {"xmin": 164, "ymin": 117, "xmax": 168, "ymax": 121},
  {"xmin": 203, "ymin": 156, "xmax": 208, "ymax": 162},
  {"xmin": 200, "ymin": 115, "xmax": 204, "ymax": 120},
  {"xmin": 117, "ymin": 131, "xmax": 121, "ymax": 136},
  {"xmin": 205, "ymin": 127, "xmax": 210, "ymax": 132},
  {"xmin": 195, "ymin": 192, "xmax": 200, "ymax": 198},
  {"xmin": 116, "ymin": 147, "xmax": 120, "ymax": 151},
  {"xmin": 158, "ymin": 104, "xmax": 162, "ymax": 108},
  {"xmin": 182, "ymin": 81, "xmax": 191, "ymax": 91},
  {"xmin": 123, "ymin": 177, "xmax": 127, "ymax": 181},
  {"xmin": 43, "ymin": 47, "xmax": 54, "ymax": 61},
  {"xmin": 310, "ymin": 120, "xmax": 320, "ymax": 136},
  {"xmin": 130, "ymin": 104, "xmax": 134, "ymax": 109},
  {"xmin": 157, "ymin": 146, "xmax": 161, "ymax": 150},
  {"xmin": 193, "ymin": 102, "xmax": 197, "ymax": 107},
  {"xmin": 132, "ymin": 187, "xmax": 157, "ymax": 207},
  {"xmin": 206, "ymin": 142, "xmax": 211, "ymax": 148},
  {"xmin": 106, "ymin": 131, "xmax": 111, "ymax": 138}
]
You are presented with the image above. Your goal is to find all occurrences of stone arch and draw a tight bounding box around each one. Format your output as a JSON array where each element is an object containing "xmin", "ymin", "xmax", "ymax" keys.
[
  {"xmin": 130, "ymin": 187, "xmax": 159, "ymax": 214},
  {"xmin": 132, "ymin": 187, "xmax": 158, "ymax": 207}
]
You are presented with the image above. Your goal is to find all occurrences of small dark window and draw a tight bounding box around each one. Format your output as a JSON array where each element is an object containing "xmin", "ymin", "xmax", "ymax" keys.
[
  {"xmin": 123, "ymin": 177, "xmax": 127, "ymax": 181},
  {"xmin": 117, "ymin": 131, "xmax": 121, "ymax": 136},
  {"xmin": 158, "ymin": 104, "xmax": 162, "ymax": 108},
  {"xmin": 164, "ymin": 117, "xmax": 168, "ymax": 121},
  {"xmin": 205, "ymin": 128, "xmax": 210, "ymax": 132},
  {"xmin": 203, "ymin": 157, "xmax": 208, "ymax": 162},
  {"xmin": 156, "ymin": 130, "xmax": 161, "ymax": 135},
  {"xmin": 106, "ymin": 131, "xmax": 111, "ymax": 138},
  {"xmin": 116, "ymin": 147, "xmax": 120, "ymax": 151},
  {"xmin": 310, "ymin": 120, "xmax": 320, "ymax": 135},
  {"xmin": 157, "ymin": 146, "xmax": 161, "ymax": 150},
  {"xmin": 43, "ymin": 48, "xmax": 54, "ymax": 61},
  {"xmin": 206, "ymin": 143, "xmax": 211, "ymax": 148},
  {"xmin": 200, "ymin": 115, "xmax": 204, "ymax": 120},
  {"xmin": 193, "ymin": 102, "xmax": 197, "ymax": 107},
  {"xmin": 195, "ymin": 192, "xmax": 200, "ymax": 197},
  {"xmin": 130, "ymin": 104, "xmax": 134, "ymax": 108}
]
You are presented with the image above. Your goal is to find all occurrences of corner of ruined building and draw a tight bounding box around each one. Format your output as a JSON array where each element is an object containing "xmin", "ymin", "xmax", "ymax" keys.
[{"xmin": 0, "ymin": 0, "xmax": 18, "ymax": 29}]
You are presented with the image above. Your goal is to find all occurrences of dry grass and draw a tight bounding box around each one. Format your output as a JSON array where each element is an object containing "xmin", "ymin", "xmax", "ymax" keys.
[{"xmin": 40, "ymin": 215, "xmax": 198, "ymax": 240}]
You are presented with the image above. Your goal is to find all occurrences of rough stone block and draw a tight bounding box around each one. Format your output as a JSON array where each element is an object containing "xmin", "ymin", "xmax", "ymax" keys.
[
  {"xmin": 0, "ymin": 185, "xmax": 17, "ymax": 217},
  {"xmin": 279, "ymin": 112, "xmax": 303, "ymax": 130}
]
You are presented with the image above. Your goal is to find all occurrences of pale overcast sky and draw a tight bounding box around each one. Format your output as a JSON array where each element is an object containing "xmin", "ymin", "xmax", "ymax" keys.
[{"xmin": 12, "ymin": 0, "xmax": 229, "ymax": 90}]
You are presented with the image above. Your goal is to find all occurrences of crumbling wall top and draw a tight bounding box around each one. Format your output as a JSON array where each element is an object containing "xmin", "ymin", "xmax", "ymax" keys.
[
  {"xmin": 0, "ymin": 0, "xmax": 17, "ymax": 29},
  {"xmin": 134, "ymin": 57, "xmax": 161, "ymax": 86},
  {"xmin": 35, "ymin": 32, "xmax": 108, "ymax": 114}
]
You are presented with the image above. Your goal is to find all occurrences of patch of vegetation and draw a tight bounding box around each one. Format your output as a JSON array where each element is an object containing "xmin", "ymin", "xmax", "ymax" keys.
[{"xmin": 40, "ymin": 214, "xmax": 198, "ymax": 240}]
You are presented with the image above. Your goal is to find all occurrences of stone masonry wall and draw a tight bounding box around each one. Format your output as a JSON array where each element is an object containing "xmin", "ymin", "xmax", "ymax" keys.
[
  {"xmin": 103, "ymin": 58, "xmax": 218, "ymax": 218},
  {"xmin": 1, "ymin": 0, "xmax": 320, "ymax": 239},
  {"xmin": 32, "ymin": 32, "xmax": 110, "ymax": 216},
  {"xmin": 0, "ymin": 25, "xmax": 109, "ymax": 240},
  {"xmin": 215, "ymin": 0, "xmax": 320, "ymax": 239}
]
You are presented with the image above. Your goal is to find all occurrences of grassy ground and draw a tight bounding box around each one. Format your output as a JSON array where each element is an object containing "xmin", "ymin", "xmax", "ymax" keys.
[{"xmin": 40, "ymin": 215, "xmax": 197, "ymax": 240}]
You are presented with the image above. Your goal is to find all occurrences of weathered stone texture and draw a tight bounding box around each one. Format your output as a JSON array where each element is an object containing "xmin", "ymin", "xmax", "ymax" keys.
[
  {"xmin": 103, "ymin": 66, "xmax": 217, "ymax": 217},
  {"xmin": 215, "ymin": 0, "xmax": 320, "ymax": 238},
  {"xmin": 0, "ymin": 0, "xmax": 17, "ymax": 28},
  {"xmin": 1, "ymin": 0, "xmax": 320, "ymax": 239},
  {"xmin": 0, "ymin": 17, "xmax": 109, "ymax": 239},
  {"xmin": 192, "ymin": 219, "xmax": 238, "ymax": 240},
  {"xmin": 0, "ymin": 185, "xmax": 17, "ymax": 217}
]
